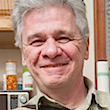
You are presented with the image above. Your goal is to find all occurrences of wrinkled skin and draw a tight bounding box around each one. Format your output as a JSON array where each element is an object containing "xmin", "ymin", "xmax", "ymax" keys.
[{"xmin": 21, "ymin": 6, "xmax": 89, "ymax": 93}]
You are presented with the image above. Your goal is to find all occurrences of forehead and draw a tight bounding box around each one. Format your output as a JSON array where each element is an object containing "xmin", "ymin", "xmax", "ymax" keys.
[
  {"xmin": 23, "ymin": 5, "xmax": 75, "ymax": 25},
  {"xmin": 22, "ymin": 6, "xmax": 81, "ymax": 39},
  {"xmin": 25, "ymin": 5, "xmax": 73, "ymax": 17}
]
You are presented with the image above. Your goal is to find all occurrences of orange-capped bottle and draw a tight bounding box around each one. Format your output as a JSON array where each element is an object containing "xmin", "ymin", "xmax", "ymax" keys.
[{"xmin": 6, "ymin": 60, "xmax": 17, "ymax": 90}]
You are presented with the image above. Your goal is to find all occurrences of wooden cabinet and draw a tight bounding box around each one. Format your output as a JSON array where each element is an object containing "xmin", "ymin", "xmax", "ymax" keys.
[
  {"xmin": 0, "ymin": 31, "xmax": 18, "ymax": 49},
  {"xmin": 0, "ymin": 0, "xmax": 14, "ymax": 30},
  {"xmin": 0, "ymin": 16, "xmax": 14, "ymax": 49},
  {"xmin": 0, "ymin": 0, "xmax": 16, "ymax": 49},
  {"xmin": 0, "ymin": 17, "xmax": 13, "ymax": 30}
]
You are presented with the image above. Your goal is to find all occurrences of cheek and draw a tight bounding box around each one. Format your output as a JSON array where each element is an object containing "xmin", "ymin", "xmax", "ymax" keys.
[
  {"xmin": 60, "ymin": 43, "xmax": 79, "ymax": 60},
  {"xmin": 23, "ymin": 47, "xmax": 31, "ymax": 60},
  {"xmin": 23, "ymin": 46, "xmax": 41, "ymax": 64}
]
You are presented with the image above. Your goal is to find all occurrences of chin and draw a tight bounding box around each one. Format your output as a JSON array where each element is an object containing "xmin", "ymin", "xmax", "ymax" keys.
[{"xmin": 43, "ymin": 77, "xmax": 67, "ymax": 88}]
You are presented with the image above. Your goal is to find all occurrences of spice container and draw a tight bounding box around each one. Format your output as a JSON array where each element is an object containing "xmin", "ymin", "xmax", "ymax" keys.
[{"xmin": 6, "ymin": 60, "xmax": 17, "ymax": 90}]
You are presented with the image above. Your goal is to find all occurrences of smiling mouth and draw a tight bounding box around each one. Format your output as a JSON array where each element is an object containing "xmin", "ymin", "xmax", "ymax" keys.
[{"xmin": 41, "ymin": 63, "xmax": 68, "ymax": 68}]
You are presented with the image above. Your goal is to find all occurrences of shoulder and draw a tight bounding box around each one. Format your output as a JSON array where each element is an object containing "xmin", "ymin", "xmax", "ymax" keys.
[
  {"xmin": 96, "ymin": 90, "xmax": 110, "ymax": 99},
  {"xmin": 95, "ymin": 90, "xmax": 110, "ymax": 108}
]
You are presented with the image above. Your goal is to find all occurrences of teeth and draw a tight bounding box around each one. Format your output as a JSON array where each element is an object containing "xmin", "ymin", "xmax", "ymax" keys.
[
  {"xmin": 57, "ymin": 64, "xmax": 62, "ymax": 67},
  {"xmin": 46, "ymin": 64, "xmax": 63, "ymax": 67},
  {"xmin": 41, "ymin": 64, "xmax": 68, "ymax": 68}
]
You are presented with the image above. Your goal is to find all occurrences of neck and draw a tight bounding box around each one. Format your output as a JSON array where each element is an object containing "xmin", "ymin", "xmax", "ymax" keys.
[{"xmin": 43, "ymin": 77, "xmax": 87, "ymax": 109}]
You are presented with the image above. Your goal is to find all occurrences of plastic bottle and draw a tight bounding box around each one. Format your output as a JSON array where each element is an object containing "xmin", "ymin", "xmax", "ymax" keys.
[
  {"xmin": 23, "ymin": 68, "xmax": 33, "ymax": 90},
  {"xmin": 6, "ymin": 60, "xmax": 17, "ymax": 90},
  {"xmin": 17, "ymin": 78, "xmax": 23, "ymax": 90},
  {"xmin": 2, "ymin": 74, "xmax": 7, "ymax": 90}
]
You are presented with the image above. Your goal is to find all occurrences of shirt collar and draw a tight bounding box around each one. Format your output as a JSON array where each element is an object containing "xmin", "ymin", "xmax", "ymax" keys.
[
  {"xmin": 75, "ymin": 77, "xmax": 96, "ymax": 110},
  {"xmin": 26, "ymin": 77, "xmax": 100, "ymax": 110}
]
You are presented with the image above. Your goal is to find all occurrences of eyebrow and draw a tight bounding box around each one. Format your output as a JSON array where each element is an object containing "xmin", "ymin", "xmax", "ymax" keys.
[
  {"xmin": 54, "ymin": 29, "xmax": 76, "ymax": 39},
  {"xmin": 27, "ymin": 33, "xmax": 44, "ymax": 43},
  {"xmin": 27, "ymin": 29, "xmax": 76, "ymax": 42}
]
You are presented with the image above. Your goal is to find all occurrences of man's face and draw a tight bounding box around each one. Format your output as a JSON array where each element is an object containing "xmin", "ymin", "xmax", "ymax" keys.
[{"xmin": 22, "ymin": 6, "xmax": 89, "ymax": 90}]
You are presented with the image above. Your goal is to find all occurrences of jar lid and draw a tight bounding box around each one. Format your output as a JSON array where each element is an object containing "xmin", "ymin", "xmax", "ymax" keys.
[
  {"xmin": 23, "ymin": 68, "xmax": 28, "ymax": 72},
  {"xmin": 6, "ymin": 60, "xmax": 17, "ymax": 63},
  {"xmin": 6, "ymin": 71, "xmax": 17, "ymax": 75}
]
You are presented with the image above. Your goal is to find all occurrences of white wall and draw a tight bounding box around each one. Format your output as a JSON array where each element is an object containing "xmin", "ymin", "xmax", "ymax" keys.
[
  {"xmin": 83, "ymin": 0, "xmax": 95, "ymax": 83},
  {"xmin": 0, "ymin": 0, "xmax": 95, "ymax": 91}
]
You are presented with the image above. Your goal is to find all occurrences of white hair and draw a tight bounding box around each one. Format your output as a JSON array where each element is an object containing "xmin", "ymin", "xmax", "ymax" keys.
[{"xmin": 11, "ymin": 0, "xmax": 89, "ymax": 49}]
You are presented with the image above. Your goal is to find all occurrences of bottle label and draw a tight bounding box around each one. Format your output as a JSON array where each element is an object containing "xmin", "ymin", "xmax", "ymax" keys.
[
  {"xmin": 6, "ymin": 75, "xmax": 17, "ymax": 90},
  {"xmin": 18, "ymin": 84, "xmax": 23, "ymax": 90},
  {"xmin": 24, "ymin": 74, "xmax": 33, "ymax": 89},
  {"xmin": 25, "ymin": 84, "xmax": 33, "ymax": 88}
]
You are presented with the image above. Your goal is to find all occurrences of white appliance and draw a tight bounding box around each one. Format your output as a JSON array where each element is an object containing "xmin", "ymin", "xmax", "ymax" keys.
[{"xmin": 0, "ymin": 91, "xmax": 29, "ymax": 110}]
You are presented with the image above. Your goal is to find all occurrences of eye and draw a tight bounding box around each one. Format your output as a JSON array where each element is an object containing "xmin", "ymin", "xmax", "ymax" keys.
[
  {"xmin": 30, "ymin": 39, "xmax": 45, "ymax": 46},
  {"xmin": 57, "ymin": 37, "xmax": 70, "ymax": 43}
]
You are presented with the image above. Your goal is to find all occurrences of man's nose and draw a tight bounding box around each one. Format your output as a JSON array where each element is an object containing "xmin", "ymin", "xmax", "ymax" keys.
[{"xmin": 41, "ymin": 38, "xmax": 62, "ymax": 59}]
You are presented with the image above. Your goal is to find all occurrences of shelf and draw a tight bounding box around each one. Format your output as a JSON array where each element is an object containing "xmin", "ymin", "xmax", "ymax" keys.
[
  {"xmin": 0, "ymin": 17, "xmax": 13, "ymax": 31},
  {"xmin": 0, "ymin": 31, "xmax": 18, "ymax": 49},
  {"xmin": 0, "ymin": 16, "xmax": 18, "ymax": 49}
]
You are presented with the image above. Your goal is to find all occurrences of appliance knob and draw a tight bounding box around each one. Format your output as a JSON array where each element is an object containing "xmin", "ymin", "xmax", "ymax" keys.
[{"xmin": 20, "ymin": 96, "xmax": 27, "ymax": 104}]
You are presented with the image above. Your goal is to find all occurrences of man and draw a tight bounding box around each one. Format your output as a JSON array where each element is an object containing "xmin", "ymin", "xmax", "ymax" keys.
[{"xmin": 11, "ymin": 0, "xmax": 110, "ymax": 110}]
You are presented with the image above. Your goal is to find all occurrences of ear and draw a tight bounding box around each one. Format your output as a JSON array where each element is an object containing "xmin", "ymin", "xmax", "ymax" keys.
[
  {"xmin": 21, "ymin": 50, "xmax": 27, "ymax": 67},
  {"xmin": 84, "ymin": 38, "xmax": 89, "ymax": 60}
]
